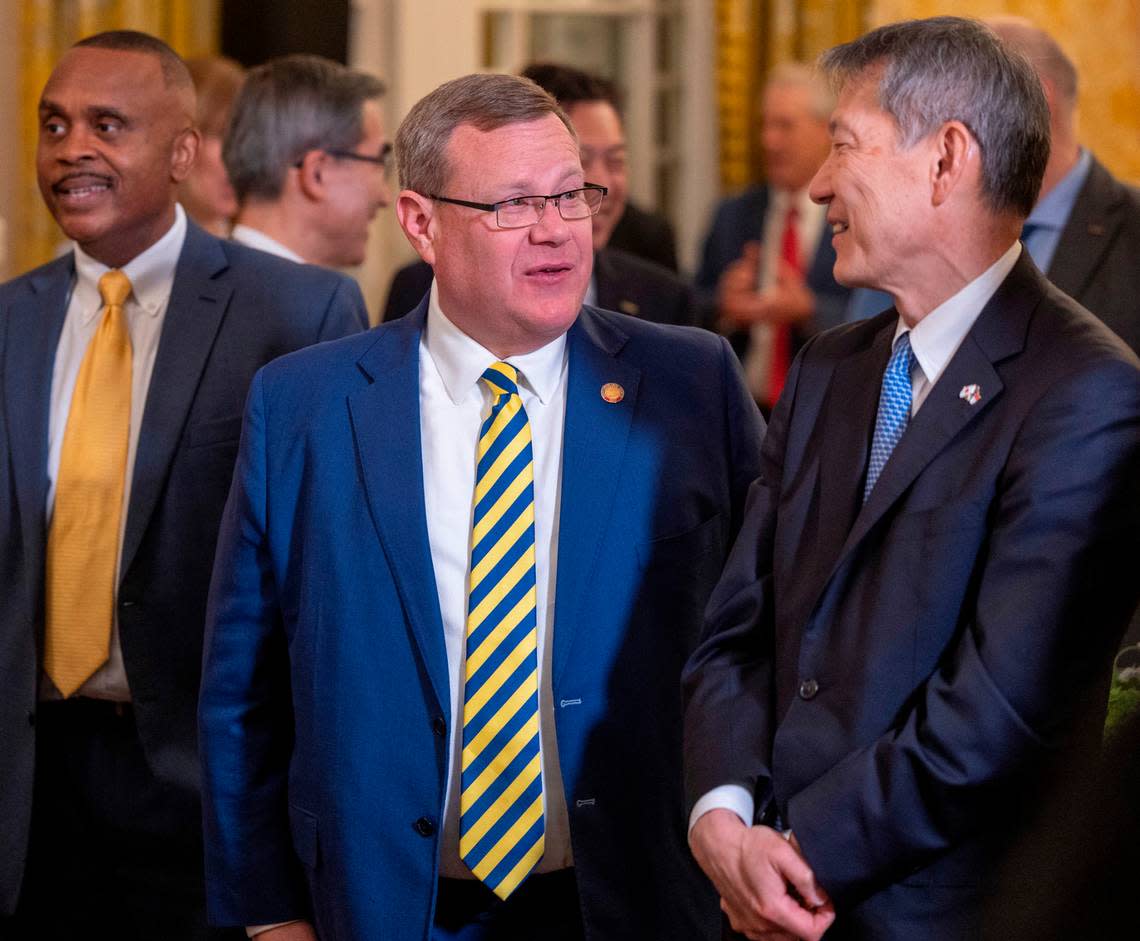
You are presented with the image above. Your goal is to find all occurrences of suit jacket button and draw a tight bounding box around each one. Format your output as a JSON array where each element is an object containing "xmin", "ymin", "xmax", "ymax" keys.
[
  {"xmin": 798, "ymin": 678, "xmax": 819, "ymax": 700},
  {"xmin": 414, "ymin": 816, "xmax": 436, "ymax": 837},
  {"xmin": 432, "ymin": 715, "xmax": 447, "ymax": 738}
]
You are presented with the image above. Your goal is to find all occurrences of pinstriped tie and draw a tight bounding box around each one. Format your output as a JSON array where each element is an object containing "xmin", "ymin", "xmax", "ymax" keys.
[{"xmin": 459, "ymin": 362, "xmax": 544, "ymax": 899}]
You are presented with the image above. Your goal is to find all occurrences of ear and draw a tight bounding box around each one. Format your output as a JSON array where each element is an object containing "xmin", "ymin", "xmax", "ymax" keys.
[
  {"xmin": 170, "ymin": 127, "xmax": 200, "ymax": 184},
  {"xmin": 930, "ymin": 121, "xmax": 976, "ymax": 208},
  {"xmin": 396, "ymin": 190, "xmax": 438, "ymax": 265},
  {"xmin": 295, "ymin": 150, "xmax": 327, "ymax": 201}
]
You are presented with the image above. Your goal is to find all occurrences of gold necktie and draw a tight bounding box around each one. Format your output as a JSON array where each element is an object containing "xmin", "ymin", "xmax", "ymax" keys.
[{"xmin": 45, "ymin": 269, "xmax": 133, "ymax": 697}]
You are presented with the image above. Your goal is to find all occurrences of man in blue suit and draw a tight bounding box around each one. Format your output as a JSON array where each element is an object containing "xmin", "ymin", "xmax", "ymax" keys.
[
  {"xmin": 199, "ymin": 73, "xmax": 763, "ymax": 940},
  {"xmin": 683, "ymin": 17, "xmax": 1140, "ymax": 941},
  {"xmin": 0, "ymin": 32, "xmax": 366, "ymax": 939},
  {"xmin": 696, "ymin": 64, "xmax": 850, "ymax": 412}
]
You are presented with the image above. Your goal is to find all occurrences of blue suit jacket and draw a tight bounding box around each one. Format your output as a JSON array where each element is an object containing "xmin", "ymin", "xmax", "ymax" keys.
[
  {"xmin": 695, "ymin": 185, "xmax": 851, "ymax": 346},
  {"xmin": 683, "ymin": 253, "xmax": 1140, "ymax": 939},
  {"xmin": 0, "ymin": 221, "xmax": 366, "ymax": 915},
  {"xmin": 199, "ymin": 301, "xmax": 764, "ymax": 939}
]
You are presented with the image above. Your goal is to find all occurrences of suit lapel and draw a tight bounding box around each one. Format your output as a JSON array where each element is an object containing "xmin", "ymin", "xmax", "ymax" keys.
[
  {"xmin": 552, "ymin": 309, "xmax": 640, "ymax": 682},
  {"xmin": 831, "ymin": 255, "xmax": 1038, "ymax": 573},
  {"xmin": 120, "ymin": 224, "xmax": 232, "ymax": 578},
  {"xmin": 348, "ymin": 303, "xmax": 450, "ymax": 711},
  {"xmin": 1048, "ymin": 158, "xmax": 1122, "ymax": 300},
  {"xmin": 4, "ymin": 256, "xmax": 73, "ymax": 602},
  {"xmin": 808, "ymin": 319, "xmax": 892, "ymax": 602}
]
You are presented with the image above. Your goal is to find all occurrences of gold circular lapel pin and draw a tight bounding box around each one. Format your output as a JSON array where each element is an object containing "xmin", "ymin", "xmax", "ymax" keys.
[{"xmin": 600, "ymin": 382, "xmax": 624, "ymax": 404}]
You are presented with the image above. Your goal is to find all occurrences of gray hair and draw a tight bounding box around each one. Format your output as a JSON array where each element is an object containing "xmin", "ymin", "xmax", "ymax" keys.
[
  {"xmin": 395, "ymin": 73, "xmax": 574, "ymax": 195},
  {"xmin": 764, "ymin": 62, "xmax": 835, "ymax": 120},
  {"xmin": 819, "ymin": 16, "xmax": 1049, "ymax": 217},
  {"xmin": 223, "ymin": 54, "xmax": 385, "ymax": 202},
  {"xmin": 986, "ymin": 17, "xmax": 1078, "ymax": 109}
]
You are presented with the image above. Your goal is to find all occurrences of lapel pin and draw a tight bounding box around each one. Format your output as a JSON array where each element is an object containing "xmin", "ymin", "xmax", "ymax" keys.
[
  {"xmin": 601, "ymin": 382, "xmax": 624, "ymax": 404},
  {"xmin": 618, "ymin": 299, "xmax": 640, "ymax": 316},
  {"xmin": 959, "ymin": 384, "xmax": 982, "ymax": 406}
]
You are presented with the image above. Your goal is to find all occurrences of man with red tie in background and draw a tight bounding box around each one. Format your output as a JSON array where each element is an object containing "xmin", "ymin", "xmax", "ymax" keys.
[{"xmin": 696, "ymin": 63, "xmax": 851, "ymax": 412}]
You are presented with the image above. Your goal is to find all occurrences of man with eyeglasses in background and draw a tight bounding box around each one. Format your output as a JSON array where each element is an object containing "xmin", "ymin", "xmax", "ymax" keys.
[
  {"xmin": 224, "ymin": 54, "xmax": 391, "ymax": 272},
  {"xmin": 199, "ymin": 72, "xmax": 762, "ymax": 941}
]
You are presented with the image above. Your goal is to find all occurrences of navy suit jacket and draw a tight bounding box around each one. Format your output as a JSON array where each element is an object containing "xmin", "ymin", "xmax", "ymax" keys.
[
  {"xmin": 695, "ymin": 185, "xmax": 851, "ymax": 345},
  {"xmin": 1049, "ymin": 155, "xmax": 1140, "ymax": 357},
  {"xmin": 384, "ymin": 248, "xmax": 697, "ymax": 328},
  {"xmin": 683, "ymin": 253, "xmax": 1140, "ymax": 939},
  {"xmin": 0, "ymin": 221, "xmax": 366, "ymax": 915},
  {"xmin": 199, "ymin": 301, "xmax": 763, "ymax": 939}
]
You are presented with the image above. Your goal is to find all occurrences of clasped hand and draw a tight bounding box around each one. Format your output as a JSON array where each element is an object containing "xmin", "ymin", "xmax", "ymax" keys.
[
  {"xmin": 716, "ymin": 242, "xmax": 814, "ymax": 331},
  {"xmin": 690, "ymin": 809, "xmax": 835, "ymax": 941}
]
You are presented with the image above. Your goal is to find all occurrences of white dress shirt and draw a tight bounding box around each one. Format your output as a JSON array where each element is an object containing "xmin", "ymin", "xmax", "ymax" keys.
[
  {"xmin": 743, "ymin": 187, "xmax": 827, "ymax": 399},
  {"xmin": 43, "ymin": 203, "xmax": 188, "ymax": 702},
  {"xmin": 421, "ymin": 280, "xmax": 575, "ymax": 878},
  {"xmin": 230, "ymin": 224, "xmax": 305, "ymax": 263},
  {"xmin": 689, "ymin": 240, "xmax": 1022, "ymax": 834}
]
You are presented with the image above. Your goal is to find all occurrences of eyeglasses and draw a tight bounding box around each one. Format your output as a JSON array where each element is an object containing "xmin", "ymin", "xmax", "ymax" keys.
[
  {"xmin": 428, "ymin": 183, "xmax": 607, "ymax": 229},
  {"xmin": 295, "ymin": 142, "xmax": 392, "ymax": 176}
]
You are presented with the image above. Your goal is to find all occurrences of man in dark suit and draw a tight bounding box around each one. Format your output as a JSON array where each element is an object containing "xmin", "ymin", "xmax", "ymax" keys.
[
  {"xmin": 0, "ymin": 32, "xmax": 365, "ymax": 939},
  {"xmin": 383, "ymin": 63, "xmax": 694, "ymax": 328},
  {"xmin": 683, "ymin": 17, "xmax": 1140, "ymax": 941},
  {"xmin": 199, "ymin": 73, "xmax": 762, "ymax": 941},
  {"xmin": 696, "ymin": 63, "xmax": 851, "ymax": 412},
  {"xmin": 851, "ymin": 20, "xmax": 1140, "ymax": 361}
]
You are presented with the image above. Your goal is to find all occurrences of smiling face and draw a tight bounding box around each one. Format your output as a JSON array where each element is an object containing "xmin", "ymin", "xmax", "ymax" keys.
[
  {"xmin": 37, "ymin": 46, "xmax": 197, "ymax": 267},
  {"xmin": 809, "ymin": 74, "xmax": 934, "ymax": 293},
  {"xmin": 312, "ymin": 98, "xmax": 391, "ymax": 267},
  {"xmin": 566, "ymin": 100, "xmax": 626, "ymax": 249},
  {"xmin": 426, "ymin": 114, "xmax": 592, "ymax": 356}
]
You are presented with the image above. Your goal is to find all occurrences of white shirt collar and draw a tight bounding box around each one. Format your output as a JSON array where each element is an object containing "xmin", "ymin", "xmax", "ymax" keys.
[
  {"xmin": 230, "ymin": 224, "xmax": 306, "ymax": 264},
  {"xmin": 72, "ymin": 203, "xmax": 188, "ymax": 322},
  {"xmin": 424, "ymin": 278, "xmax": 568, "ymax": 407},
  {"xmin": 895, "ymin": 241, "xmax": 1021, "ymax": 387}
]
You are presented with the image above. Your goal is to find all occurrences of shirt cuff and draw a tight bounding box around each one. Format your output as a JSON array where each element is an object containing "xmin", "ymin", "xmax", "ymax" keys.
[
  {"xmin": 688, "ymin": 784, "xmax": 756, "ymax": 836},
  {"xmin": 247, "ymin": 922, "xmax": 302, "ymax": 937}
]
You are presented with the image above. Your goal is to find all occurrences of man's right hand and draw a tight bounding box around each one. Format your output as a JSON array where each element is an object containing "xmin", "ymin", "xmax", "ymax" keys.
[
  {"xmin": 690, "ymin": 808, "xmax": 835, "ymax": 941},
  {"xmin": 253, "ymin": 923, "xmax": 318, "ymax": 941}
]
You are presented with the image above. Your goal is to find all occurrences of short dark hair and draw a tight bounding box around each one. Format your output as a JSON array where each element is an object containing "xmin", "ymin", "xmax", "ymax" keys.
[
  {"xmin": 74, "ymin": 30, "xmax": 193, "ymax": 91},
  {"xmin": 223, "ymin": 54, "xmax": 385, "ymax": 203},
  {"xmin": 820, "ymin": 16, "xmax": 1050, "ymax": 217},
  {"xmin": 521, "ymin": 63, "xmax": 623, "ymax": 116}
]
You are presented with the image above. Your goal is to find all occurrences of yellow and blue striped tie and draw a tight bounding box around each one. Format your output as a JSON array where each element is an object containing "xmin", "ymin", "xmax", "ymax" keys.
[{"xmin": 459, "ymin": 362, "xmax": 545, "ymax": 899}]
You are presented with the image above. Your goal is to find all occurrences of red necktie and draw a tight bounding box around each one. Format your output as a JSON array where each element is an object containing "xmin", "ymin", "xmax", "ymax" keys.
[{"xmin": 768, "ymin": 205, "xmax": 801, "ymax": 406}]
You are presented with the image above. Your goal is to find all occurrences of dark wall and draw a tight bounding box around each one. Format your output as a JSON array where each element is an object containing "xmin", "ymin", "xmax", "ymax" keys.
[{"xmin": 221, "ymin": 0, "xmax": 350, "ymax": 67}]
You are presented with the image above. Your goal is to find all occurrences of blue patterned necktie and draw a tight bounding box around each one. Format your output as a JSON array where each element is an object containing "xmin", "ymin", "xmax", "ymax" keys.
[
  {"xmin": 459, "ymin": 362, "xmax": 545, "ymax": 899},
  {"xmin": 864, "ymin": 332, "xmax": 914, "ymax": 502}
]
